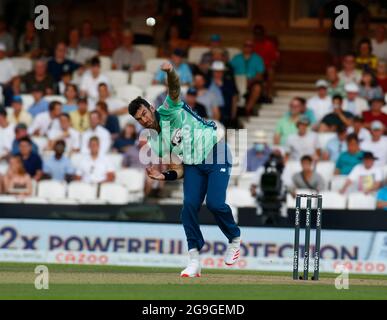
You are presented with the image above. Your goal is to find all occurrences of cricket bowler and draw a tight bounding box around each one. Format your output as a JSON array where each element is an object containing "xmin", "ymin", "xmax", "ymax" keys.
[{"xmin": 128, "ymin": 62, "xmax": 241, "ymax": 278}]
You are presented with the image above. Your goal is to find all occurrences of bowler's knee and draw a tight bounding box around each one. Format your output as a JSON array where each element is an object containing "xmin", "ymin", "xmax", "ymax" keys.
[{"xmin": 206, "ymin": 199, "xmax": 226, "ymax": 213}]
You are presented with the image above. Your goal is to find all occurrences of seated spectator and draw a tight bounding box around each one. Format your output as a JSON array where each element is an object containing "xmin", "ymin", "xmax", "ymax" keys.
[
  {"xmin": 62, "ymin": 84, "xmax": 79, "ymax": 113},
  {"xmin": 18, "ymin": 20, "xmax": 40, "ymax": 58},
  {"xmin": 70, "ymin": 97, "xmax": 90, "ymax": 132},
  {"xmin": 75, "ymin": 136, "xmax": 115, "ymax": 184},
  {"xmin": 371, "ymin": 25, "xmax": 387, "ymax": 62},
  {"xmin": 154, "ymin": 49, "xmax": 192, "ymax": 86},
  {"xmin": 17, "ymin": 137, "xmax": 43, "ymax": 181},
  {"xmin": 358, "ymin": 71, "xmax": 384, "ymax": 102},
  {"xmin": 245, "ymin": 131, "xmax": 271, "ymax": 173},
  {"xmin": 340, "ymin": 152, "xmax": 382, "ymax": 194},
  {"xmin": 360, "ymin": 121, "xmax": 387, "ymax": 167},
  {"xmin": 291, "ymin": 155, "xmax": 325, "ymax": 193},
  {"xmin": 21, "ymin": 59, "xmax": 55, "ymax": 95},
  {"xmin": 342, "ymin": 83, "xmax": 368, "ymax": 115},
  {"xmin": 347, "ymin": 116, "xmax": 372, "ymax": 142},
  {"xmin": 339, "ymin": 53, "xmax": 362, "ymax": 85},
  {"xmin": 160, "ymin": 23, "xmax": 190, "ymax": 58},
  {"xmin": 2, "ymin": 155, "xmax": 32, "ymax": 197},
  {"xmin": 326, "ymin": 65, "xmax": 346, "ymax": 98},
  {"xmin": 95, "ymin": 101, "xmax": 120, "ymax": 140},
  {"xmin": 80, "ymin": 57, "xmax": 110, "ymax": 107},
  {"xmin": 184, "ymin": 87, "xmax": 208, "ymax": 119},
  {"xmin": 0, "ymin": 18, "xmax": 14, "ymax": 55},
  {"xmin": 66, "ymin": 28, "xmax": 97, "ymax": 65},
  {"xmin": 285, "ymin": 116, "xmax": 320, "ymax": 162},
  {"xmin": 199, "ymin": 34, "xmax": 229, "ymax": 74},
  {"xmin": 335, "ymin": 134, "xmax": 364, "ymax": 175},
  {"xmin": 376, "ymin": 184, "xmax": 387, "ymax": 210},
  {"xmin": 208, "ymin": 61, "xmax": 239, "ymax": 127},
  {"xmin": 0, "ymin": 43, "xmax": 17, "ymax": 106},
  {"xmin": 80, "ymin": 20, "xmax": 99, "ymax": 51},
  {"xmin": 112, "ymin": 29, "xmax": 144, "ymax": 72},
  {"xmin": 320, "ymin": 95, "xmax": 354, "ymax": 132},
  {"xmin": 362, "ymin": 98, "xmax": 387, "ymax": 129},
  {"xmin": 323, "ymin": 126, "xmax": 348, "ymax": 162},
  {"xmin": 274, "ymin": 98, "xmax": 302, "ymax": 146},
  {"xmin": 11, "ymin": 124, "xmax": 38, "ymax": 155},
  {"xmin": 307, "ymin": 80, "xmax": 333, "ymax": 124},
  {"xmin": 97, "ymin": 83, "xmax": 126, "ymax": 115},
  {"xmin": 376, "ymin": 60, "xmax": 387, "ymax": 93},
  {"xmin": 100, "ymin": 15, "xmax": 123, "ymax": 56},
  {"xmin": 57, "ymin": 71, "xmax": 73, "ymax": 96},
  {"xmin": 80, "ymin": 111, "xmax": 111, "ymax": 155},
  {"xmin": 230, "ymin": 40, "xmax": 265, "ymax": 116},
  {"xmin": 356, "ymin": 38, "xmax": 378, "ymax": 72},
  {"xmin": 47, "ymin": 42, "xmax": 80, "ymax": 83},
  {"xmin": 0, "ymin": 108, "xmax": 15, "ymax": 160},
  {"xmin": 43, "ymin": 140, "xmax": 75, "ymax": 182},
  {"xmin": 193, "ymin": 73, "xmax": 220, "ymax": 120},
  {"xmin": 47, "ymin": 113, "xmax": 81, "ymax": 154},
  {"xmin": 28, "ymin": 85, "xmax": 49, "ymax": 117},
  {"xmin": 113, "ymin": 123, "xmax": 137, "ymax": 154},
  {"xmin": 29, "ymin": 101, "xmax": 62, "ymax": 137}
]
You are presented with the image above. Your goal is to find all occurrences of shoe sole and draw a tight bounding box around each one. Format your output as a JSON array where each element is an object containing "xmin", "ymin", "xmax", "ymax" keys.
[{"xmin": 180, "ymin": 274, "xmax": 201, "ymax": 278}]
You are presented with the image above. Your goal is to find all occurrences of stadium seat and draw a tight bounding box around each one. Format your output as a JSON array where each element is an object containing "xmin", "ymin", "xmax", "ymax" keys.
[
  {"xmin": 188, "ymin": 47, "xmax": 209, "ymax": 65},
  {"xmin": 329, "ymin": 175, "xmax": 348, "ymax": 192},
  {"xmin": 45, "ymin": 95, "xmax": 67, "ymax": 104},
  {"xmin": 319, "ymin": 191, "xmax": 347, "ymax": 209},
  {"xmin": 118, "ymin": 114, "xmax": 137, "ymax": 129},
  {"xmin": 20, "ymin": 94, "xmax": 34, "ymax": 109},
  {"xmin": 106, "ymin": 153, "xmax": 124, "ymax": 171},
  {"xmin": 11, "ymin": 57, "xmax": 33, "ymax": 75},
  {"xmin": 318, "ymin": 133, "xmax": 336, "ymax": 150},
  {"xmin": 115, "ymin": 85, "xmax": 143, "ymax": 102},
  {"xmin": 0, "ymin": 161, "xmax": 8, "ymax": 175},
  {"xmin": 131, "ymin": 71, "xmax": 154, "ymax": 90},
  {"xmin": 382, "ymin": 165, "xmax": 387, "ymax": 183},
  {"xmin": 31, "ymin": 137, "xmax": 48, "ymax": 154},
  {"xmin": 23, "ymin": 197, "xmax": 49, "ymax": 204},
  {"xmin": 67, "ymin": 181, "xmax": 98, "ymax": 202},
  {"xmin": 0, "ymin": 195, "xmax": 20, "ymax": 203},
  {"xmin": 37, "ymin": 181, "xmax": 67, "ymax": 200},
  {"xmin": 116, "ymin": 169, "xmax": 146, "ymax": 201},
  {"xmin": 282, "ymin": 161, "xmax": 302, "ymax": 187},
  {"xmin": 227, "ymin": 47, "xmax": 242, "ymax": 60},
  {"xmin": 99, "ymin": 56, "xmax": 112, "ymax": 72},
  {"xmin": 235, "ymin": 75, "xmax": 247, "ymax": 106},
  {"xmin": 237, "ymin": 172, "xmax": 257, "ymax": 189},
  {"xmin": 315, "ymin": 161, "xmax": 335, "ymax": 187},
  {"xmin": 134, "ymin": 45, "xmax": 157, "ymax": 61},
  {"xmin": 52, "ymin": 198, "xmax": 79, "ymax": 205},
  {"xmin": 226, "ymin": 187, "xmax": 256, "ymax": 207},
  {"xmin": 146, "ymin": 58, "xmax": 169, "ymax": 74},
  {"xmin": 347, "ymin": 193, "xmax": 377, "ymax": 210},
  {"xmin": 70, "ymin": 153, "xmax": 83, "ymax": 171},
  {"xmin": 105, "ymin": 70, "xmax": 130, "ymax": 92},
  {"xmin": 99, "ymin": 183, "xmax": 130, "ymax": 204}
]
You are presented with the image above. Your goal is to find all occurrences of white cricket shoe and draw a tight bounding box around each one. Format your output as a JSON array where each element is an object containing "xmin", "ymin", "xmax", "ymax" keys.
[
  {"xmin": 224, "ymin": 237, "xmax": 241, "ymax": 266},
  {"xmin": 180, "ymin": 249, "xmax": 201, "ymax": 278}
]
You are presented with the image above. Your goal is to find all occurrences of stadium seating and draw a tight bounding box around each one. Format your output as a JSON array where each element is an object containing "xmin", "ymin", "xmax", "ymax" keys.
[
  {"xmin": 146, "ymin": 58, "xmax": 169, "ymax": 74},
  {"xmin": 67, "ymin": 181, "xmax": 98, "ymax": 203},
  {"xmin": 45, "ymin": 95, "xmax": 67, "ymax": 104},
  {"xmin": 11, "ymin": 57, "xmax": 33, "ymax": 75},
  {"xmin": 134, "ymin": 45, "xmax": 158, "ymax": 62},
  {"xmin": 145, "ymin": 85, "xmax": 166, "ymax": 105},
  {"xmin": 347, "ymin": 193, "xmax": 377, "ymax": 210},
  {"xmin": 318, "ymin": 133, "xmax": 336, "ymax": 150},
  {"xmin": 37, "ymin": 180, "xmax": 67, "ymax": 200},
  {"xmin": 23, "ymin": 197, "xmax": 49, "ymax": 204},
  {"xmin": 99, "ymin": 183, "xmax": 130, "ymax": 204},
  {"xmin": 227, "ymin": 47, "xmax": 242, "ymax": 60},
  {"xmin": 20, "ymin": 94, "xmax": 34, "ymax": 109},
  {"xmin": 106, "ymin": 153, "xmax": 124, "ymax": 171},
  {"xmin": 188, "ymin": 47, "xmax": 209, "ymax": 65},
  {"xmin": 115, "ymin": 85, "xmax": 143, "ymax": 101},
  {"xmin": 319, "ymin": 191, "xmax": 347, "ymax": 209},
  {"xmin": 116, "ymin": 168, "xmax": 146, "ymax": 201},
  {"xmin": 99, "ymin": 56, "xmax": 112, "ymax": 72},
  {"xmin": 329, "ymin": 175, "xmax": 347, "ymax": 192},
  {"xmin": 0, "ymin": 195, "xmax": 19, "ymax": 203},
  {"xmin": 226, "ymin": 187, "xmax": 256, "ymax": 207},
  {"xmin": 31, "ymin": 137, "xmax": 49, "ymax": 154},
  {"xmin": 131, "ymin": 71, "xmax": 154, "ymax": 90},
  {"xmin": 315, "ymin": 161, "xmax": 335, "ymax": 185},
  {"xmin": 105, "ymin": 70, "xmax": 130, "ymax": 92}
]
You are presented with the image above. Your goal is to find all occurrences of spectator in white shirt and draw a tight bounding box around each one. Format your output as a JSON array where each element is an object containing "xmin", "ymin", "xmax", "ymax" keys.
[
  {"xmin": 340, "ymin": 152, "xmax": 383, "ymax": 194},
  {"xmin": 81, "ymin": 111, "xmax": 111, "ymax": 155},
  {"xmin": 28, "ymin": 101, "xmax": 62, "ymax": 137},
  {"xmin": 285, "ymin": 116, "xmax": 321, "ymax": 162},
  {"xmin": 360, "ymin": 121, "xmax": 387, "ymax": 167},
  {"xmin": 48, "ymin": 113, "xmax": 81, "ymax": 154},
  {"xmin": 371, "ymin": 25, "xmax": 387, "ymax": 62},
  {"xmin": 66, "ymin": 28, "xmax": 97, "ymax": 65},
  {"xmin": 307, "ymin": 80, "xmax": 332, "ymax": 124},
  {"xmin": 0, "ymin": 42, "xmax": 17, "ymax": 106},
  {"xmin": 342, "ymin": 83, "xmax": 368, "ymax": 116},
  {"xmin": 97, "ymin": 83, "xmax": 126, "ymax": 115},
  {"xmin": 0, "ymin": 108, "xmax": 15, "ymax": 160},
  {"xmin": 75, "ymin": 136, "xmax": 115, "ymax": 184},
  {"xmin": 338, "ymin": 53, "xmax": 362, "ymax": 85},
  {"xmin": 347, "ymin": 116, "xmax": 372, "ymax": 142},
  {"xmin": 80, "ymin": 57, "xmax": 110, "ymax": 107}
]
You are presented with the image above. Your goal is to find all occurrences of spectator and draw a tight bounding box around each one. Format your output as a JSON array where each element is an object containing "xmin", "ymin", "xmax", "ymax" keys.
[
  {"xmin": 21, "ymin": 59, "xmax": 55, "ymax": 95},
  {"xmin": 371, "ymin": 25, "xmax": 387, "ymax": 62},
  {"xmin": 80, "ymin": 20, "xmax": 99, "ymax": 51},
  {"xmin": 96, "ymin": 83, "xmax": 126, "ymax": 115},
  {"xmin": 76, "ymin": 136, "xmax": 115, "ymax": 184},
  {"xmin": 7, "ymin": 96, "xmax": 32, "ymax": 126},
  {"xmin": 360, "ymin": 121, "xmax": 387, "ymax": 167},
  {"xmin": 0, "ymin": 42, "xmax": 17, "ymax": 107},
  {"xmin": 0, "ymin": 108, "xmax": 15, "ymax": 160},
  {"xmin": 184, "ymin": 87, "xmax": 208, "ymax": 119},
  {"xmin": 57, "ymin": 71, "xmax": 73, "ymax": 96},
  {"xmin": 80, "ymin": 111, "xmax": 111, "ymax": 155},
  {"xmin": 245, "ymin": 131, "xmax": 271, "ymax": 173},
  {"xmin": 2, "ymin": 155, "xmax": 32, "ymax": 197},
  {"xmin": 323, "ymin": 126, "xmax": 348, "ymax": 163},
  {"xmin": 18, "ymin": 20, "xmax": 40, "ymax": 58},
  {"xmin": 62, "ymin": 84, "xmax": 79, "ymax": 113},
  {"xmin": 340, "ymin": 152, "xmax": 382, "ymax": 194},
  {"xmin": 100, "ymin": 15, "xmax": 123, "ymax": 56},
  {"xmin": 320, "ymin": 95, "xmax": 354, "ymax": 132},
  {"xmin": 112, "ymin": 29, "xmax": 144, "ymax": 72},
  {"xmin": 335, "ymin": 134, "xmax": 364, "ymax": 175},
  {"xmin": 47, "ymin": 113, "xmax": 81, "ymax": 154},
  {"xmin": 342, "ymin": 83, "xmax": 368, "ymax": 116},
  {"xmin": 199, "ymin": 34, "xmax": 229, "ymax": 74},
  {"xmin": 43, "ymin": 140, "xmax": 75, "ymax": 182},
  {"xmin": 193, "ymin": 73, "xmax": 220, "ymax": 120},
  {"xmin": 339, "ymin": 53, "xmax": 362, "ymax": 85},
  {"xmin": 66, "ymin": 28, "xmax": 97, "ymax": 65},
  {"xmin": 80, "ymin": 57, "xmax": 110, "ymax": 107},
  {"xmin": 28, "ymin": 86, "xmax": 50, "ymax": 118},
  {"xmin": 29, "ymin": 101, "xmax": 62, "ymax": 137},
  {"xmin": 274, "ymin": 98, "xmax": 302, "ymax": 146},
  {"xmin": 376, "ymin": 184, "xmax": 387, "ymax": 210},
  {"xmin": 17, "ymin": 137, "xmax": 43, "ymax": 181},
  {"xmin": 95, "ymin": 101, "xmax": 120, "ymax": 140},
  {"xmin": 0, "ymin": 18, "xmax": 14, "ymax": 55},
  {"xmin": 291, "ymin": 155, "xmax": 325, "ymax": 193},
  {"xmin": 376, "ymin": 60, "xmax": 387, "ymax": 94},
  {"xmin": 362, "ymin": 98, "xmax": 387, "ymax": 129},
  {"xmin": 326, "ymin": 65, "xmax": 346, "ymax": 98},
  {"xmin": 47, "ymin": 42, "xmax": 80, "ymax": 83},
  {"xmin": 358, "ymin": 71, "xmax": 384, "ymax": 102},
  {"xmin": 356, "ymin": 38, "xmax": 378, "ymax": 72},
  {"xmin": 208, "ymin": 61, "xmax": 238, "ymax": 127},
  {"xmin": 154, "ymin": 49, "xmax": 192, "ymax": 86},
  {"xmin": 70, "ymin": 97, "xmax": 90, "ymax": 132},
  {"xmin": 230, "ymin": 40, "xmax": 265, "ymax": 116},
  {"xmin": 347, "ymin": 116, "xmax": 372, "ymax": 143},
  {"xmin": 297, "ymin": 97, "xmax": 316, "ymax": 125},
  {"xmin": 307, "ymin": 80, "xmax": 333, "ymax": 124},
  {"xmin": 161, "ymin": 23, "xmax": 190, "ymax": 58},
  {"xmin": 285, "ymin": 116, "xmax": 320, "ymax": 162},
  {"xmin": 11, "ymin": 124, "xmax": 38, "ymax": 155},
  {"xmin": 113, "ymin": 123, "xmax": 137, "ymax": 154}
]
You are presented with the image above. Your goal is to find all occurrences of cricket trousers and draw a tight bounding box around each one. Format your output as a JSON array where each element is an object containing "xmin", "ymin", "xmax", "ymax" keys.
[{"xmin": 181, "ymin": 141, "xmax": 241, "ymax": 251}]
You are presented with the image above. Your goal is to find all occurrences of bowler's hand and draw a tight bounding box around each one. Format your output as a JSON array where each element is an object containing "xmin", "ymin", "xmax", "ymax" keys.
[
  {"xmin": 161, "ymin": 62, "xmax": 173, "ymax": 73},
  {"xmin": 146, "ymin": 166, "xmax": 165, "ymax": 180}
]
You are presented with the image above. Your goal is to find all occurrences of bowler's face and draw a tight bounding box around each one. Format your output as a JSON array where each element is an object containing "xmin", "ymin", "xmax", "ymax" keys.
[{"xmin": 134, "ymin": 105, "xmax": 157, "ymax": 129}]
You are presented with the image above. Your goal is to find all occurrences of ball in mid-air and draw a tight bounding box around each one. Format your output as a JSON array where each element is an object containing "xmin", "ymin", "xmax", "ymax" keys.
[{"xmin": 146, "ymin": 17, "xmax": 156, "ymax": 27}]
